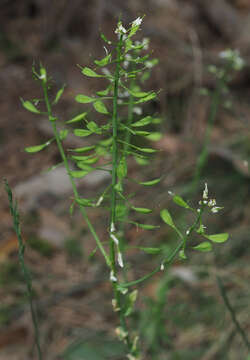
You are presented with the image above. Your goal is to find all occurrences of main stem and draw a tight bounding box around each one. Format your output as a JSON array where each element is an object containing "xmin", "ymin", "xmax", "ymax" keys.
[
  {"xmin": 41, "ymin": 80, "xmax": 110, "ymax": 267},
  {"xmin": 110, "ymin": 36, "xmax": 133, "ymax": 352}
]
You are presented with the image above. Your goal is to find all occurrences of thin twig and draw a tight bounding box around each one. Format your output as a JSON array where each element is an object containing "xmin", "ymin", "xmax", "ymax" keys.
[
  {"xmin": 4, "ymin": 179, "xmax": 43, "ymax": 360},
  {"xmin": 216, "ymin": 275, "xmax": 250, "ymax": 351}
]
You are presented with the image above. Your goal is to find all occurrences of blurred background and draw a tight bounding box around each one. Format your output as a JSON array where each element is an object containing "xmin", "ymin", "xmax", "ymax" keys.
[{"xmin": 1, "ymin": 0, "xmax": 250, "ymax": 359}]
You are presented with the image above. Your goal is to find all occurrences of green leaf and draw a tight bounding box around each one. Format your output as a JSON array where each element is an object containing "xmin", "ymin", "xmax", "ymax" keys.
[
  {"xmin": 21, "ymin": 99, "xmax": 40, "ymax": 114},
  {"xmin": 94, "ymin": 54, "xmax": 111, "ymax": 67},
  {"xmin": 66, "ymin": 112, "xmax": 87, "ymax": 124},
  {"xmin": 117, "ymin": 158, "xmax": 127, "ymax": 180},
  {"xmin": 96, "ymin": 86, "xmax": 111, "ymax": 96},
  {"xmin": 121, "ymin": 140, "xmax": 156, "ymax": 153},
  {"xmin": 131, "ymin": 206, "xmax": 152, "ymax": 214},
  {"xmin": 160, "ymin": 209, "xmax": 175, "ymax": 228},
  {"xmin": 69, "ymin": 145, "xmax": 95, "ymax": 153},
  {"xmin": 79, "ymin": 157, "xmax": 98, "ymax": 164},
  {"xmin": 82, "ymin": 67, "xmax": 103, "ymax": 77},
  {"xmin": 25, "ymin": 140, "xmax": 52, "ymax": 153},
  {"xmin": 70, "ymin": 170, "xmax": 92, "ymax": 178},
  {"xmin": 71, "ymin": 154, "xmax": 95, "ymax": 161},
  {"xmin": 124, "ymin": 289, "xmax": 138, "ymax": 317},
  {"xmin": 146, "ymin": 132, "xmax": 162, "ymax": 141},
  {"xmin": 75, "ymin": 198, "xmax": 95, "ymax": 207},
  {"xmin": 137, "ymin": 247, "xmax": 161, "ymax": 254},
  {"xmin": 75, "ymin": 95, "xmax": 96, "ymax": 103},
  {"xmin": 74, "ymin": 129, "xmax": 92, "ymax": 137},
  {"xmin": 76, "ymin": 163, "xmax": 95, "ymax": 173},
  {"xmin": 134, "ymin": 222, "xmax": 159, "ymax": 230},
  {"xmin": 173, "ymin": 195, "xmax": 190, "ymax": 209},
  {"xmin": 93, "ymin": 100, "xmax": 108, "ymax": 114},
  {"xmin": 59, "ymin": 129, "xmax": 68, "ymax": 140},
  {"xmin": 204, "ymin": 233, "xmax": 229, "ymax": 243},
  {"xmin": 53, "ymin": 84, "xmax": 65, "ymax": 104},
  {"xmin": 139, "ymin": 147, "xmax": 157, "ymax": 153},
  {"xmin": 139, "ymin": 178, "xmax": 161, "ymax": 186},
  {"xmin": 193, "ymin": 242, "xmax": 213, "ymax": 252},
  {"xmin": 134, "ymin": 156, "xmax": 149, "ymax": 165},
  {"xmin": 99, "ymin": 137, "xmax": 112, "ymax": 147},
  {"xmin": 87, "ymin": 121, "xmax": 102, "ymax": 134},
  {"xmin": 134, "ymin": 131, "xmax": 151, "ymax": 136},
  {"xmin": 131, "ymin": 116, "xmax": 153, "ymax": 127},
  {"xmin": 135, "ymin": 92, "xmax": 157, "ymax": 103},
  {"xmin": 128, "ymin": 90, "xmax": 151, "ymax": 98}
]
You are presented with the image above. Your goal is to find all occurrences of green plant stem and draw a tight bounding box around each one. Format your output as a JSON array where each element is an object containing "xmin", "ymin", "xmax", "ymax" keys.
[
  {"xmin": 216, "ymin": 275, "xmax": 250, "ymax": 350},
  {"xmin": 4, "ymin": 180, "xmax": 42, "ymax": 360},
  {"xmin": 41, "ymin": 80, "xmax": 110, "ymax": 267},
  {"xmin": 109, "ymin": 35, "xmax": 134, "ymax": 353}
]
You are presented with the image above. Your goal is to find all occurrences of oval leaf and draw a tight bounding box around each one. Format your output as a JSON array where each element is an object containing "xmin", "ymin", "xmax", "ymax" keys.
[
  {"xmin": 135, "ymin": 223, "xmax": 159, "ymax": 230},
  {"xmin": 160, "ymin": 209, "xmax": 175, "ymax": 228},
  {"xmin": 131, "ymin": 116, "xmax": 153, "ymax": 127},
  {"xmin": 68, "ymin": 145, "xmax": 95, "ymax": 153},
  {"xmin": 75, "ymin": 95, "xmax": 96, "ymax": 103},
  {"xmin": 193, "ymin": 241, "xmax": 213, "ymax": 252},
  {"xmin": 131, "ymin": 207, "xmax": 152, "ymax": 214},
  {"xmin": 21, "ymin": 99, "xmax": 40, "ymax": 114},
  {"xmin": 82, "ymin": 67, "xmax": 103, "ymax": 77},
  {"xmin": 139, "ymin": 178, "xmax": 161, "ymax": 186},
  {"xmin": 146, "ymin": 132, "xmax": 162, "ymax": 141},
  {"xmin": 93, "ymin": 100, "xmax": 108, "ymax": 114},
  {"xmin": 173, "ymin": 195, "xmax": 190, "ymax": 209},
  {"xmin": 70, "ymin": 170, "xmax": 91, "ymax": 178},
  {"xmin": 94, "ymin": 54, "xmax": 111, "ymax": 67},
  {"xmin": 66, "ymin": 112, "xmax": 87, "ymax": 124},
  {"xmin": 74, "ymin": 129, "xmax": 92, "ymax": 137},
  {"xmin": 204, "ymin": 233, "xmax": 229, "ymax": 243},
  {"xmin": 139, "ymin": 247, "xmax": 161, "ymax": 254},
  {"xmin": 25, "ymin": 140, "xmax": 51, "ymax": 153},
  {"xmin": 53, "ymin": 84, "xmax": 65, "ymax": 104}
]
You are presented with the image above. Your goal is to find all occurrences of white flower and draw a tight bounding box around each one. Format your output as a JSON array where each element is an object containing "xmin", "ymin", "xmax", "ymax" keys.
[
  {"xmin": 132, "ymin": 17, "xmax": 143, "ymax": 27},
  {"xmin": 211, "ymin": 206, "xmax": 220, "ymax": 213},
  {"xmin": 168, "ymin": 191, "xmax": 174, "ymax": 196},
  {"xmin": 142, "ymin": 37, "xmax": 149, "ymax": 50},
  {"xmin": 145, "ymin": 60, "xmax": 154, "ymax": 69},
  {"xmin": 115, "ymin": 22, "xmax": 127, "ymax": 35},
  {"xmin": 208, "ymin": 199, "xmax": 216, "ymax": 207},
  {"xmin": 117, "ymin": 251, "xmax": 124, "ymax": 268},
  {"xmin": 110, "ymin": 270, "xmax": 117, "ymax": 282},
  {"xmin": 160, "ymin": 263, "xmax": 164, "ymax": 271},
  {"xmin": 133, "ymin": 106, "xmax": 142, "ymax": 115},
  {"xmin": 186, "ymin": 229, "xmax": 190, "ymax": 235},
  {"xmin": 102, "ymin": 68, "xmax": 111, "ymax": 76},
  {"xmin": 203, "ymin": 183, "xmax": 208, "ymax": 200}
]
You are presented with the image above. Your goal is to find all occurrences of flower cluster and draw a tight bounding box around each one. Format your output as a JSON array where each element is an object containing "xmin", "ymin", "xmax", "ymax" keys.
[
  {"xmin": 115, "ymin": 17, "xmax": 143, "ymax": 37},
  {"xmin": 219, "ymin": 49, "xmax": 244, "ymax": 71},
  {"xmin": 199, "ymin": 183, "xmax": 222, "ymax": 213}
]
